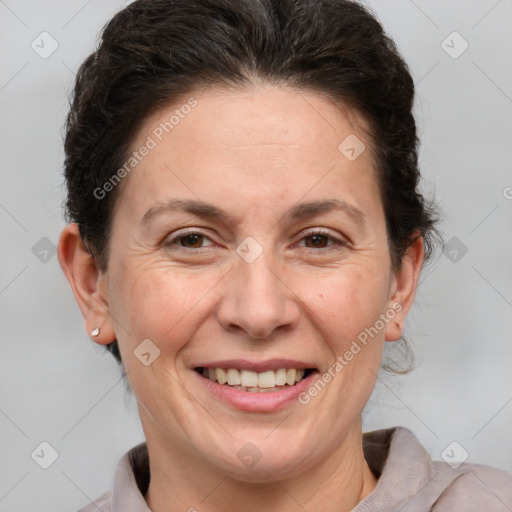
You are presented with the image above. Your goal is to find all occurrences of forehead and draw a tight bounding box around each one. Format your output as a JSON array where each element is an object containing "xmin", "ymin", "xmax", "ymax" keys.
[
  {"xmin": 113, "ymin": 84, "xmax": 382, "ymax": 226},
  {"xmin": 141, "ymin": 84, "xmax": 371, "ymax": 155}
]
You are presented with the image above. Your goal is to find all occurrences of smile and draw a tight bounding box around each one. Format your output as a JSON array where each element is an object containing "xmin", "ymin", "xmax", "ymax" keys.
[
  {"xmin": 195, "ymin": 367, "xmax": 315, "ymax": 392},
  {"xmin": 192, "ymin": 359, "xmax": 320, "ymax": 411}
]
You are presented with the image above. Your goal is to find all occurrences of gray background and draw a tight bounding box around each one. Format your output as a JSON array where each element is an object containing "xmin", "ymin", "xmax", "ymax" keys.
[{"xmin": 0, "ymin": 1, "xmax": 511, "ymax": 511}]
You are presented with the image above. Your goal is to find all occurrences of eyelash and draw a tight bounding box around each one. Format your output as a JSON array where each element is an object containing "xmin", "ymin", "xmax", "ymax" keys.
[{"xmin": 164, "ymin": 228, "xmax": 348, "ymax": 252}]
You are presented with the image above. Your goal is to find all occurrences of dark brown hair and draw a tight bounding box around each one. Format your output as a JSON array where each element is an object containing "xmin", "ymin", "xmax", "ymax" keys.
[{"xmin": 64, "ymin": 0, "xmax": 439, "ymax": 365}]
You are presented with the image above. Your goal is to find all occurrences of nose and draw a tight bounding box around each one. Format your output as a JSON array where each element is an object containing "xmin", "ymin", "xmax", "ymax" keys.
[{"xmin": 216, "ymin": 251, "xmax": 300, "ymax": 340}]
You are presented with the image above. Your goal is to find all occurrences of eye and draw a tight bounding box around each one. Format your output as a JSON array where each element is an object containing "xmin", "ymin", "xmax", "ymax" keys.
[
  {"xmin": 303, "ymin": 233, "xmax": 331, "ymax": 249},
  {"xmin": 165, "ymin": 230, "xmax": 215, "ymax": 250},
  {"xmin": 297, "ymin": 229, "xmax": 348, "ymax": 250}
]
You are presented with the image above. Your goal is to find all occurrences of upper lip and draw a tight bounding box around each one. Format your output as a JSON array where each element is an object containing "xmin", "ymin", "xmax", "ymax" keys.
[{"xmin": 194, "ymin": 359, "xmax": 317, "ymax": 372}]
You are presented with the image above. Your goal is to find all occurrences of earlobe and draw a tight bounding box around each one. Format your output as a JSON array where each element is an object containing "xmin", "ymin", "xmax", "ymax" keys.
[
  {"xmin": 57, "ymin": 223, "xmax": 116, "ymax": 345},
  {"xmin": 384, "ymin": 235, "xmax": 425, "ymax": 342}
]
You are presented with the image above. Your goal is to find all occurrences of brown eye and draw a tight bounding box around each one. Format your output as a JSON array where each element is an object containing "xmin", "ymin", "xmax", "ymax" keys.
[
  {"xmin": 164, "ymin": 230, "xmax": 215, "ymax": 251},
  {"xmin": 179, "ymin": 234, "xmax": 205, "ymax": 248},
  {"xmin": 304, "ymin": 234, "xmax": 330, "ymax": 248},
  {"xmin": 297, "ymin": 230, "xmax": 348, "ymax": 252}
]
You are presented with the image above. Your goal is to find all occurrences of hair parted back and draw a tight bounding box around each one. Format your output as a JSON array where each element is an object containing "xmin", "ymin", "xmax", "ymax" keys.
[{"xmin": 64, "ymin": 0, "xmax": 439, "ymax": 366}]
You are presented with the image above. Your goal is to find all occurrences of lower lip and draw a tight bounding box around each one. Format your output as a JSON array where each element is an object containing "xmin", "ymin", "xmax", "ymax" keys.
[{"xmin": 193, "ymin": 369, "xmax": 320, "ymax": 412}]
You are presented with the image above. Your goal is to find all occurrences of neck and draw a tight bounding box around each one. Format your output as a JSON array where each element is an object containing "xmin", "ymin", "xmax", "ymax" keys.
[{"xmin": 143, "ymin": 416, "xmax": 378, "ymax": 512}]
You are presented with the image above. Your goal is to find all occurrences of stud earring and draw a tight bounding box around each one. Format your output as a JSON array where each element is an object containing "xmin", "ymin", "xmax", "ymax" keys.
[{"xmin": 91, "ymin": 327, "xmax": 100, "ymax": 337}]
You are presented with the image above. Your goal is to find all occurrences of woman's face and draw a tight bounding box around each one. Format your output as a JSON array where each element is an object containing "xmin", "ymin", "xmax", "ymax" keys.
[{"xmin": 90, "ymin": 85, "xmax": 418, "ymax": 480}]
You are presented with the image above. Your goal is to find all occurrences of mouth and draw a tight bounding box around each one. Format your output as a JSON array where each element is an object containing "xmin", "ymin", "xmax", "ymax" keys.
[{"xmin": 194, "ymin": 366, "xmax": 318, "ymax": 393}]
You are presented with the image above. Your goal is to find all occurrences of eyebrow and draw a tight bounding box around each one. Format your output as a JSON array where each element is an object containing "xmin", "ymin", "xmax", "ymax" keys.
[
  {"xmin": 140, "ymin": 198, "xmax": 366, "ymax": 227},
  {"xmin": 141, "ymin": 199, "xmax": 228, "ymax": 227}
]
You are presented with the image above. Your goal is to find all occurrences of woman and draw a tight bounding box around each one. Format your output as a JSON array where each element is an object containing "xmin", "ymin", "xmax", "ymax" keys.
[{"xmin": 57, "ymin": 0, "xmax": 512, "ymax": 510}]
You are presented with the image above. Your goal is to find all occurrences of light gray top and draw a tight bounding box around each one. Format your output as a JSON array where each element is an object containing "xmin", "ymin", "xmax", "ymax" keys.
[{"xmin": 76, "ymin": 427, "xmax": 512, "ymax": 511}]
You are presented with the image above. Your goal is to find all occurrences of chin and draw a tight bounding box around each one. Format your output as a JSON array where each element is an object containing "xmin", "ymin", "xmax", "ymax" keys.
[{"xmin": 205, "ymin": 438, "xmax": 315, "ymax": 483}]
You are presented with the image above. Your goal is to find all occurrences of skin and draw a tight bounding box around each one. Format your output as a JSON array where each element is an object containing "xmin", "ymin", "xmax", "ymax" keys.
[{"xmin": 58, "ymin": 84, "xmax": 424, "ymax": 512}]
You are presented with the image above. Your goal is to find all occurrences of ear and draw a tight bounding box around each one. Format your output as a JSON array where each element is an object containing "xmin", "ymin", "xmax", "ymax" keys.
[
  {"xmin": 57, "ymin": 223, "xmax": 116, "ymax": 345},
  {"xmin": 384, "ymin": 235, "xmax": 425, "ymax": 342}
]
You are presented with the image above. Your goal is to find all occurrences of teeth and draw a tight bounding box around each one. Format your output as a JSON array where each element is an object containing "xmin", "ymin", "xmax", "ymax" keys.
[
  {"xmin": 216, "ymin": 368, "xmax": 227, "ymax": 385},
  {"xmin": 200, "ymin": 367, "xmax": 311, "ymax": 389},
  {"xmin": 227, "ymin": 368, "xmax": 241, "ymax": 386},
  {"xmin": 240, "ymin": 370, "xmax": 258, "ymax": 387},
  {"xmin": 286, "ymin": 369, "xmax": 296, "ymax": 385},
  {"xmin": 275, "ymin": 368, "xmax": 287, "ymax": 385},
  {"xmin": 258, "ymin": 370, "xmax": 275, "ymax": 388}
]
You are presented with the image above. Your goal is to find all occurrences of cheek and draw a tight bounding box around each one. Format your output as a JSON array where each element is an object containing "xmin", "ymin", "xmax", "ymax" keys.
[
  {"xmin": 109, "ymin": 264, "xmax": 222, "ymax": 354},
  {"xmin": 310, "ymin": 265, "xmax": 391, "ymax": 341},
  {"xmin": 311, "ymin": 269, "xmax": 390, "ymax": 398}
]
